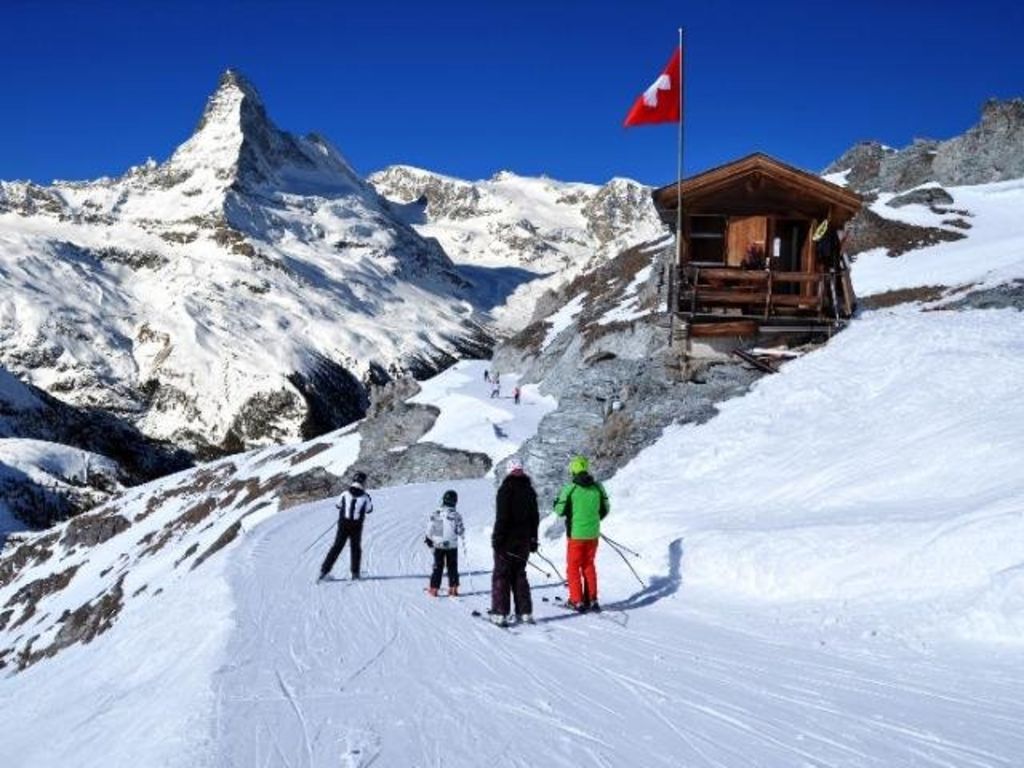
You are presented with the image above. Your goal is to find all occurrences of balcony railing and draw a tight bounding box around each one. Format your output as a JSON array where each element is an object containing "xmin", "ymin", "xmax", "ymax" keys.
[{"xmin": 680, "ymin": 265, "xmax": 839, "ymax": 321}]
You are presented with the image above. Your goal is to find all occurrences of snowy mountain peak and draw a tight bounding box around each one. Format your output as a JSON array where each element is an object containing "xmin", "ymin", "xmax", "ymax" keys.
[
  {"xmin": 0, "ymin": 71, "xmax": 489, "ymax": 461},
  {"xmin": 163, "ymin": 69, "xmax": 361, "ymax": 197},
  {"xmin": 196, "ymin": 69, "xmax": 266, "ymax": 131}
]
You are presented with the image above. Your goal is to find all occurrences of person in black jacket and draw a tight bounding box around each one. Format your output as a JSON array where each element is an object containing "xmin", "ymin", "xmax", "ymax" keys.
[
  {"xmin": 320, "ymin": 471, "xmax": 373, "ymax": 580},
  {"xmin": 489, "ymin": 458, "xmax": 540, "ymax": 626}
]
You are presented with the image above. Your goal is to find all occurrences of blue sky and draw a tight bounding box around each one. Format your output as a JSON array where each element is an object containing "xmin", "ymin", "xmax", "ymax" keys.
[{"xmin": 1, "ymin": 0, "xmax": 1021, "ymax": 187}]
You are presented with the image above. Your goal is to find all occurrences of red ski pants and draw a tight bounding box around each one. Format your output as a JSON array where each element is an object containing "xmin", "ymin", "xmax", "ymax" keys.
[{"xmin": 566, "ymin": 538, "xmax": 599, "ymax": 604}]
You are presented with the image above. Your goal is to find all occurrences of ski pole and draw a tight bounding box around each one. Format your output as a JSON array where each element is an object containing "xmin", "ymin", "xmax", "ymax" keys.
[
  {"xmin": 533, "ymin": 549, "xmax": 566, "ymax": 584},
  {"xmin": 462, "ymin": 537, "xmax": 475, "ymax": 593},
  {"xmin": 302, "ymin": 521, "xmax": 336, "ymax": 555},
  {"xmin": 604, "ymin": 538, "xmax": 647, "ymax": 589},
  {"xmin": 601, "ymin": 534, "xmax": 641, "ymax": 559},
  {"xmin": 505, "ymin": 550, "xmax": 550, "ymax": 578}
]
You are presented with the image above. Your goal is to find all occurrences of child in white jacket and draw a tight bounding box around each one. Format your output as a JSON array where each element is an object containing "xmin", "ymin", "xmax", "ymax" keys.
[{"xmin": 425, "ymin": 489, "xmax": 465, "ymax": 596}]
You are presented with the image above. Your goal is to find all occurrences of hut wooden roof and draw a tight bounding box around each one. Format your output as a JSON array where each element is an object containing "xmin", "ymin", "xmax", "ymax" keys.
[{"xmin": 653, "ymin": 153, "xmax": 862, "ymax": 223}]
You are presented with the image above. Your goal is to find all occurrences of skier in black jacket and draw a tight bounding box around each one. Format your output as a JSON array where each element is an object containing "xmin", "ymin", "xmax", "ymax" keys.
[
  {"xmin": 320, "ymin": 471, "xmax": 373, "ymax": 580},
  {"xmin": 489, "ymin": 458, "xmax": 540, "ymax": 626}
]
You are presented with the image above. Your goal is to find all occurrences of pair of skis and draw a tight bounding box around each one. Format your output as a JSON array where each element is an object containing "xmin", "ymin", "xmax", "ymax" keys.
[
  {"xmin": 469, "ymin": 610, "xmax": 538, "ymax": 633},
  {"xmin": 470, "ymin": 596, "xmax": 599, "ymax": 631}
]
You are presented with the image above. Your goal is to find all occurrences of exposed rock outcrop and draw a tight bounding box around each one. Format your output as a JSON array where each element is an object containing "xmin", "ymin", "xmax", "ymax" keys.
[
  {"xmin": 826, "ymin": 99, "xmax": 1024, "ymax": 193},
  {"xmin": 826, "ymin": 99, "xmax": 1023, "ymax": 260},
  {"xmin": 492, "ymin": 242, "xmax": 762, "ymax": 508},
  {"xmin": 843, "ymin": 207, "xmax": 965, "ymax": 258}
]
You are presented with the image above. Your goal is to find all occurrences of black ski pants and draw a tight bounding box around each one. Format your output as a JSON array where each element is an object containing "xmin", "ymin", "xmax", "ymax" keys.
[
  {"xmin": 430, "ymin": 547, "xmax": 459, "ymax": 589},
  {"xmin": 321, "ymin": 518, "xmax": 363, "ymax": 577},
  {"xmin": 491, "ymin": 545, "xmax": 532, "ymax": 617}
]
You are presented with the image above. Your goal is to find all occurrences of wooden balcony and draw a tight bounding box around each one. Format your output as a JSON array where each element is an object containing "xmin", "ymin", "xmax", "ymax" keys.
[{"xmin": 679, "ymin": 265, "xmax": 843, "ymax": 323}]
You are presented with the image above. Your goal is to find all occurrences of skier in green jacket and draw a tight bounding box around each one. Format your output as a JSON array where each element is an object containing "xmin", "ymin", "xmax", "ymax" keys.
[{"xmin": 553, "ymin": 455, "xmax": 609, "ymax": 612}]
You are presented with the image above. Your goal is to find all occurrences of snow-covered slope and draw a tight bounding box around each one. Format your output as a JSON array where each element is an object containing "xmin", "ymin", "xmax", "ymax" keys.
[
  {"xmin": 2, "ymin": 321, "xmax": 1023, "ymax": 765},
  {"xmin": 369, "ymin": 165, "xmax": 665, "ymax": 330},
  {"xmin": 852, "ymin": 178, "xmax": 1024, "ymax": 298},
  {"xmin": 0, "ymin": 440, "xmax": 122, "ymax": 534},
  {"xmin": 0, "ymin": 71, "xmax": 490, "ymax": 457},
  {"xmin": 611, "ymin": 306, "xmax": 1024, "ymax": 638},
  {"xmin": 3, "ymin": 89, "xmax": 1023, "ymax": 767}
]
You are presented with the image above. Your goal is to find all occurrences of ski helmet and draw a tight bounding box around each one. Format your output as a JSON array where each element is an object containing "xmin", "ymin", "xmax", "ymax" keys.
[
  {"xmin": 569, "ymin": 455, "xmax": 589, "ymax": 475},
  {"xmin": 352, "ymin": 470, "xmax": 368, "ymax": 485},
  {"xmin": 442, "ymin": 489, "xmax": 458, "ymax": 506}
]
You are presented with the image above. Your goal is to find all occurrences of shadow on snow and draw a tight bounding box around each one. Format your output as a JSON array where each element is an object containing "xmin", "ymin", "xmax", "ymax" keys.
[{"xmin": 534, "ymin": 538, "xmax": 684, "ymax": 626}]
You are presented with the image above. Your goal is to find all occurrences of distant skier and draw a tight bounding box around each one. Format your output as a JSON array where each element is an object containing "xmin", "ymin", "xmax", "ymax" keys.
[
  {"xmin": 513, "ymin": 386, "xmax": 521, "ymax": 405},
  {"xmin": 489, "ymin": 458, "xmax": 539, "ymax": 626},
  {"xmin": 425, "ymin": 489, "xmax": 465, "ymax": 597},
  {"xmin": 319, "ymin": 470, "xmax": 373, "ymax": 581},
  {"xmin": 484, "ymin": 369, "xmax": 490, "ymax": 383},
  {"xmin": 490, "ymin": 381, "xmax": 500, "ymax": 399},
  {"xmin": 553, "ymin": 455, "xmax": 609, "ymax": 612}
]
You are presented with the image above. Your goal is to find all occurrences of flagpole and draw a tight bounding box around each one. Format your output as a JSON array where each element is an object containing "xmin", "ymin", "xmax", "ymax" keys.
[{"xmin": 676, "ymin": 27, "xmax": 685, "ymax": 271}]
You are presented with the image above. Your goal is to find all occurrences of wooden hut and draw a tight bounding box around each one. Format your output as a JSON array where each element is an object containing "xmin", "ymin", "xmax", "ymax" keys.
[{"xmin": 653, "ymin": 153, "xmax": 861, "ymax": 340}]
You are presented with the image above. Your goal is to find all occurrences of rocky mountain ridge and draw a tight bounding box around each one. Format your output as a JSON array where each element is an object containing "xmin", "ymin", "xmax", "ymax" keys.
[
  {"xmin": 368, "ymin": 165, "xmax": 665, "ymax": 330},
  {"xmin": 826, "ymin": 98, "xmax": 1024, "ymax": 194},
  {"xmin": 826, "ymin": 98, "xmax": 1024, "ymax": 260}
]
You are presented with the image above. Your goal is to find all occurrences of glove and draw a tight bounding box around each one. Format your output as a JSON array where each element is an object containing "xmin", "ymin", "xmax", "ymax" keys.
[
  {"xmin": 530, "ymin": 539, "xmax": 538, "ymax": 553},
  {"xmin": 424, "ymin": 537, "xmax": 433, "ymax": 549}
]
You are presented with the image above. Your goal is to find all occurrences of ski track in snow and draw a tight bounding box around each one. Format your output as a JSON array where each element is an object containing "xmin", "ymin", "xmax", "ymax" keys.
[{"xmin": 211, "ymin": 480, "xmax": 1024, "ymax": 767}]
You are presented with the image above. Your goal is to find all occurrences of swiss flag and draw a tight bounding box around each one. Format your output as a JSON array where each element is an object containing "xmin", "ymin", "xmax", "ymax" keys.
[{"xmin": 623, "ymin": 48, "xmax": 682, "ymax": 127}]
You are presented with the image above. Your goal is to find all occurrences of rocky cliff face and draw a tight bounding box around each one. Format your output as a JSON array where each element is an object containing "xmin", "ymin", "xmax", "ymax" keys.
[
  {"xmin": 1, "ymin": 365, "xmax": 190, "ymax": 532},
  {"xmin": 0, "ymin": 71, "xmax": 491, "ymax": 460}
]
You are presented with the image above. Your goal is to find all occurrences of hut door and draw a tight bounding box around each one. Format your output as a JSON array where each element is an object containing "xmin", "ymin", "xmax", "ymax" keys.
[
  {"xmin": 774, "ymin": 219, "xmax": 808, "ymax": 273},
  {"xmin": 726, "ymin": 216, "xmax": 767, "ymax": 267}
]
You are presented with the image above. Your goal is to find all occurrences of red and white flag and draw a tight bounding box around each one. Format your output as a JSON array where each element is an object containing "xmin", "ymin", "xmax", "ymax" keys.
[{"xmin": 623, "ymin": 48, "xmax": 682, "ymax": 127}]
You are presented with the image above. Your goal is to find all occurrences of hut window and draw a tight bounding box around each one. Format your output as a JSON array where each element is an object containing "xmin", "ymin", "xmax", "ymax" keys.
[{"xmin": 689, "ymin": 215, "xmax": 726, "ymax": 264}]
